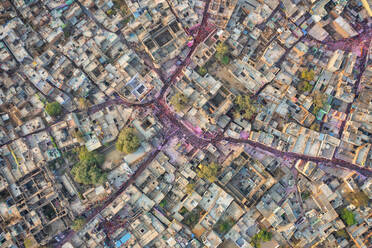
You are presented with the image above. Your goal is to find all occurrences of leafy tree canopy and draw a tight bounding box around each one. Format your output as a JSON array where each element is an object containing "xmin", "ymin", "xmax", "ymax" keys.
[
  {"xmin": 116, "ymin": 127, "xmax": 140, "ymax": 154},
  {"xmin": 216, "ymin": 218, "xmax": 235, "ymax": 234},
  {"xmin": 72, "ymin": 130, "xmax": 84, "ymax": 142},
  {"xmin": 45, "ymin": 101, "xmax": 62, "ymax": 117},
  {"xmin": 312, "ymin": 91, "xmax": 327, "ymax": 114},
  {"xmin": 215, "ymin": 42, "xmax": 228, "ymax": 62},
  {"xmin": 340, "ymin": 208, "xmax": 356, "ymax": 226},
  {"xmin": 186, "ymin": 183, "xmax": 195, "ymax": 195},
  {"xmin": 197, "ymin": 162, "xmax": 219, "ymax": 183},
  {"xmin": 251, "ymin": 229, "xmax": 272, "ymax": 248},
  {"xmin": 335, "ymin": 229, "xmax": 348, "ymax": 239},
  {"xmin": 24, "ymin": 237, "xmax": 37, "ymax": 248},
  {"xmin": 78, "ymin": 97, "xmax": 89, "ymax": 110},
  {"xmin": 198, "ymin": 66, "xmax": 207, "ymax": 76},
  {"xmin": 345, "ymin": 191, "xmax": 369, "ymax": 207},
  {"xmin": 70, "ymin": 147, "xmax": 106, "ymax": 185},
  {"xmin": 313, "ymin": 91, "xmax": 327, "ymax": 106},
  {"xmin": 234, "ymin": 95, "xmax": 257, "ymax": 120},
  {"xmin": 297, "ymin": 81, "xmax": 313, "ymax": 93},
  {"xmin": 159, "ymin": 199, "xmax": 167, "ymax": 208},
  {"xmin": 300, "ymin": 69, "xmax": 315, "ymax": 81},
  {"xmin": 170, "ymin": 93, "xmax": 188, "ymax": 112},
  {"xmin": 310, "ymin": 123, "xmax": 320, "ymax": 132},
  {"xmin": 220, "ymin": 55, "xmax": 229, "ymax": 65},
  {"xmin": 72, "ymin": 217, "xmax": 86, "ymax": 231},
  {"xmin": 183, "ymin": 207, "xmax": 204, "ymax": 228},
  {"xmin": 301, "ymin": 191, "xmax": 311, "ymax": 200}
]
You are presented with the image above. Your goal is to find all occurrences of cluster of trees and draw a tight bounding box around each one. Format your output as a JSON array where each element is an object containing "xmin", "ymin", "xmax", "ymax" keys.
[
  {"xmin": 197, "ymin": 162, "xmax": 219, "ymax": 183},
  {"xmin": 312, "ymin": 90, "xmax": 327, "ymax": 114},
  {"xmin": 159, "ymin": 199, "xmax": 167, "ymax": 208},
  {"xmin": 113, "ymin": 0, "xmax": 130, "ymax": 16},
  {"xmin": 116, "ymin": 128, "xmax": 140, "ymax": 154},
  {"xmin": 340, "ymin": 208, "xmax": 356, "ymax": 226},
  {"xmin": 185, "ymin": 183, "xmax": 195, "ymax": 195},
  {"xmin": 215, "ymin": 42, "xmax": 229, "ymax": 65},
  {"xmin": 297, "ymin": 81, "xmax": 313, "ymax": 93},
  {"xmin": 106, "ymin": 8, "xmax": 117, "ymax": 16},
  {"xmin": 72, "ymin": 217, "xmax": 86, "ymax": 231},
  {"xmin": 45, "ymin": 101, "xmax": 62, "ymax": 117},
  {"xmin": 24, "ymin": 237, "xmax": 37, "ymax": 248},
  {"xmin": 183, "ymin": 207, "xmax": 204, "ymax": 228},
  {"xmin": 345, "ymin": 191, "xmax": 369, "ymax": 207},
  {"xmin": 310, "ymin": 122, "xmax": 320, "ymax": 132},
  {"xmin": 216, "ymin": 217, "xmax": 235, "ymax": 235},
  {"xmin": 179, "ymin": 206, "xmax": 188, "ymax": 216},
  {"xmin": 63, "ymin": 150, "xmax": 79, "ymax": 164},
  {"xmin": 70, "ymin": 147, "xmax": 107, "ymax": 185},
  {"xmin": 301, "ymin": 191, "xmax": 311, "ymax": 200},
  {"xmin": 170, "ymin": 92, "xmax": 188, "ymax": 112},
  {"xmin": 301, "ymin": 69, "xmax": 315, "ymax": 81},
  {"xmin": 335, "ymin": 229, "xmax": 349, "ymax": 239},
  {"xmin": 78, "ymin": 97, "xmax": 89, "ymax": 110},
  {"xmin": 234, "ymin": 95, "xmax": 257, "ymax": 120},
  {"xmin": 251, "ymin": 229, "xmax": 272, "ymax": 248},
  {"xmin": 72, "ymin": 130, "xmax": 84, "ymax": 143},
  {"xmin": 62, "ymin": 24, "xmax": 73, "ymax": 38},
  {"xmin": 198, "ymin": 66, "xmax": 207, "ymax": 76},
  {"xmin": 297, "ymin": 69, "xmax": 315, "ymax": 94}
]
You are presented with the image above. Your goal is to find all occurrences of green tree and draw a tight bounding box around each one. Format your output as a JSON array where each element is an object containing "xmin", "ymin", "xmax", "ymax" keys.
[
  {"xmin": 251, "ymin": 229, "xmax": 272, "ymax": 248},
  {"xmin": 185, "ymin": 183, "xmax": 195, "ymax": 195},
  {"xmin": 78, "ymin": 97, "xmax": 89, "ymax": 110},
  {"xmin": 301, "ymin": 191, "xmax": 311, "ymax": 200},
  {"xmin": 45, "ymin": 101, "xmax": 62, "ymax": 117},
  {"xmin": 198, "ymin": 66, "xmax": 207, "ymax": 76},
  {"xmin": 179, "ymin": 206, "xmax": 188, "ymax": 216},
  {"xmin": 300, "ymin": 69, "xmax": 315, "ymax": 81},
  {"xmin": 335, "ymin": 229, "xmax": 348, "ymax": 239},
  {"xmin": 297, "ymin": 81, "xmax": 313, "ymax": 93},
  {"xmin": 170, "ymin": 92, "xmax": 188, "ymax": 112},
  {"xmin": 260, "ymin": 230, "xmax": 272, "ymax": 241},
  {"xmin": 70, "ymin": 147, "xmax": 107, "ymax": 185},
  {"xmin": 159, "ymin": 199, "xmax": 167, "ymax": 208},
  {"xmin": 183, "ymin": 207, "xmax": 203, "ymax": 228},
  {"xmin": 310, "ymin": 123, "xmax": 320, "ymax": 132},
  {"xmin": 234, "ymin": 95, "xmax": 257, "ymax": 120},
  {"xmin": 72, "ymin": 130, "xmax": 84, "ymax": 142},
  {"xmin": 77, "ymin": 192, "xmax": 84, "ymax": 200},
  {"xmin": 312, "ymin": 91, "xmax": 327, "ymax": 114},
  {"xmin": 63, "ymin": 25, "xmax": 72, "ymax": 38},
  {"xmin": 345, "ymin": 191, "xmax": 369, "ymax": 207},
  {"xmin": 106, "ymin": 9, "xmax": 115, "ymax": 16},
  {"xmin": 220, "ymin": 55, "xmax": 229, "ymax": 65},
  {"xmin": 72, "ymin": 217, "xmax": 86, "ymax": 231},
  {"xmin": 116, "ymin": 128, "xmax": 140, "ymax": 154},
  {"xmin": 216, "ymin": 218, "xmax": 235, "ymax": 234},
  {"xmin": 197, "ymin": 162, "xmax": 219, "ymax": 183},
  {"xmin": 340, "ymin": 208, "xmax": 356, "ymax": 226},
  {"xmin": 24, "ymin": 237, "xmax": 37, "ymax": 248},
  {"xmin": 215, "ymin": 42, "xmax": 228, "ymax": 62}
]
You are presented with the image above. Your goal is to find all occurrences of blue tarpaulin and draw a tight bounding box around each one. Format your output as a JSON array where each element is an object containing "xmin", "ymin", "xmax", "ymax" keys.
[
  {"xmin": 120, "ymin": 233, "xmax": 131, "ymax": 244},
  {"xmin": 115, "ymin": 233, "xmax": 131, "ymax": 247}
]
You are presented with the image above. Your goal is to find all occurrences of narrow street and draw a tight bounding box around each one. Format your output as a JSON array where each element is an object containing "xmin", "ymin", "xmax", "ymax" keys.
[
  {"xmin": 225, "ymin": 137, "xmax": 372, "ymax": 177},
  {"xmin": 336, "ymin": 39, "xmax": 370, "ymax": 138}
]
